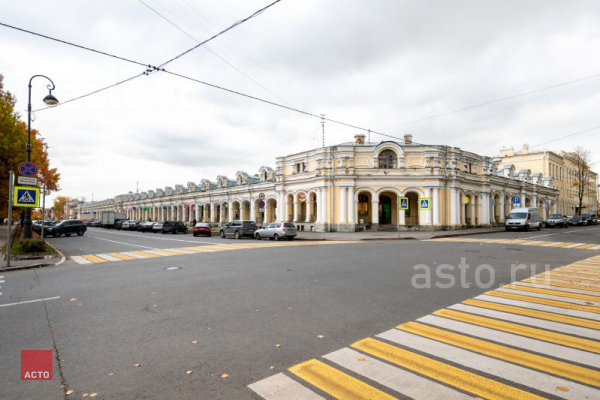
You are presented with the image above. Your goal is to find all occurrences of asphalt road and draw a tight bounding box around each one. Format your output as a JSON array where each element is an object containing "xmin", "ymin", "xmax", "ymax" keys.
[{"xmin": 1, "ymin": 226, "xmax": 599, "ymax": 399}]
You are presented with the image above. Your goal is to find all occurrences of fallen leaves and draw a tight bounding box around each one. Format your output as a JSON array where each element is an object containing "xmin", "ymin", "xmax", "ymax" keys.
[
  {"xmin": 221, "ymin": 373, "xmax": 229, "ymax": 379},
  {"xmin": 108, "ymin": 373, "xmax": 114, "ymax": 376},
  {"xmin": 70, "ymin": 298, "xmax": 78, "ymax": 301},
  {"xmin": 186, "ymin": 370, "xmax": 193, "ymax": 375},
  {"xmin": 134, "ymin": 363, "xmax": 141, "ymax": 368},
  {"xmin": 191, "ymin": 340, "xmax": 198, "ymax": 345},
  {"xmin": 556, "ymin": 386, "xmax": 570, "ymax": 392},
  {"xmin": 82, "ymin": 394, "xmax": 89, "ymax": 398},
  {"xmin": 317, "ymin": 335, "xmax": 324, "ymax": 339},
  {"xmin": 357, "ymin": 357, "xmax": 366, "ymax": 362},
  {"xmin": 275, "ymin": 344, "xmax": 281, "ymax": 348},
  {"xmin": 90, "ymin": 394, "xmax": 98, "ymax": 398},
  {"xmin": 65, "ymin": 390, "xmax": 73, "ymax": 395}
]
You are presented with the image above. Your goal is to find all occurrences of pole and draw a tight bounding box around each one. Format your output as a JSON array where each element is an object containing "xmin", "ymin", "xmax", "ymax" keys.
[
  {"xmin": 6, "ymin": 171, "xmax": 14, "ymax": 268},
  {"xmin": 41, "ymin": 184, "xmax": 46, "ymax": 240},
  {"xmin": 23, "ymin": 79, "xmax": 34, "ymax": 239}
]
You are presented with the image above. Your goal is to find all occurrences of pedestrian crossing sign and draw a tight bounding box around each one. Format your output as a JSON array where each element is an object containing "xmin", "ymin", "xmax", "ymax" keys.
[
  {"xmin": 399, "ymin": 197, "xmax": 409, "ymax": 210},
  {"xmin": 419, "ymin": 197, "xmax": 431, "ymax": 210},
  {"xmin": 13, "ymin": 186, "xmax": 39, "ymax": 208}
]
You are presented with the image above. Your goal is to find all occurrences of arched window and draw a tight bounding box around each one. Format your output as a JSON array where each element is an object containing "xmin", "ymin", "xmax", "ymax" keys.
[{"xmin": 378, "ymin": 150, "xmax": 397, "ymax": 169}]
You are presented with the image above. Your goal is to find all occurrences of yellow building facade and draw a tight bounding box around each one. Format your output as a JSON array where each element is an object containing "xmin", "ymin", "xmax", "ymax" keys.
[
  {"xmin": 498, "ymin": 145, "xmax": 598, "ymax": 215},
  {"xmin": 80, "ymin": 135, "xmax": 559, "ymax": 231}
]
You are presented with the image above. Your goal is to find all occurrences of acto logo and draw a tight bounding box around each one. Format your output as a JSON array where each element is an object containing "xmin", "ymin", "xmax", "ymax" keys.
[{"xmin": 21, "ymin": 350, "xmax": 53, "ymax": 380}]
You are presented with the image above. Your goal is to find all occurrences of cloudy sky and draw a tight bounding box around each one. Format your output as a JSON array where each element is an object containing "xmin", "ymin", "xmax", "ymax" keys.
[{"xmin": 2, "ymin": 0, "xmax": 599, "ymax": 205}]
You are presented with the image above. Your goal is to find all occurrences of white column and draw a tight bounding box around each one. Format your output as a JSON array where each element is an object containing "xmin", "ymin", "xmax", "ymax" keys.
[
  {"xmin": 195, "ymin": 205, "xmax": 199, "ymax": 221},
  {"xmin": 209, "ymin": 203, "xmax": 215, "ymax": 223},
  {"xmin": 500, "ymin": 199, "xmax": 505, "ymax": 222},
  {"xmin": 450, "ymin": 188, "xmax": 457, "ymax": 225},
  {"xmin": 340, "ymin": 186, "xmax": 347, "ymax": 224},
  {"xmin": 293, "ymin": 201, "xmax": 300, "ymax": 222},
  {"xmin": 432, "ymin": 187, "xmax": 440, "ymax": 225},
  {"xmin": 460, "ymin": 193, "xmax": 466, "ymax": 226},
  {"xmin": 315, "ymin": 189, "xmax": 322, "ymax": 223},
  {"xmin": 371, "ymin": 199, "xmax": 379, "ymax": 226},
  {"xmin": 420, "ymin": 188, "xmax": 431, "ymax": 225},
  {"xmin": 305, "ymin": 201, "xmax": 313, "ymax": 222},
  {"xmin": 482, "ymin": 193, "xmax": 490, "ymax": 225},
  {"xmin": 251, "ymin": 201, "xmax": 256, "ymax": 222},
  {"xmin": 228, "ymin": 202, "xmax": 233, "ymax": 222},
  {"xmin": 348, "ymin": 187, "xmax": 356, "ymax": 224}
]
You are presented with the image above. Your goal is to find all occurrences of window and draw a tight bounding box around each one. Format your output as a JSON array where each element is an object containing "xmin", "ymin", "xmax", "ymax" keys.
[{"xmin": 378, "ymin": 150, "xmax": 397, "ymax": 169}]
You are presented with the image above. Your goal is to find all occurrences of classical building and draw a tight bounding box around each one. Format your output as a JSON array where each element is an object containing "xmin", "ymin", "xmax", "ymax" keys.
[
  {"xmin": 498, "ymin": 145, "xmax": 598, "ymax": 215},
  {"xmin": 79, "ymin": 134, "xmax": 559, "ymax": 231}
]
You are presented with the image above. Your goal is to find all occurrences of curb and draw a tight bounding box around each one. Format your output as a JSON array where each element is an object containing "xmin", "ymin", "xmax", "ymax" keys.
[
  {"xmin": 430, "ymin": 229, "xmax": 505, "ymax": 239},
  {"xmin": 0, "ymin": 241, "xmax": 66, "ymax": 272}
]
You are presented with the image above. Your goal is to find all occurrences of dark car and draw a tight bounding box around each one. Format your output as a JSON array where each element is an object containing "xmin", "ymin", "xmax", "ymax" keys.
[
  {"xmin": 44, "ymin": 220, "xmax": 86, "ymax": 237},
  {"xmin": 127, "ymin": 221, "xmax": 141, "ymax": 231},
  {"xmin": 138, "ymin": 221, "xmax": 155, "ymax": 232},
  {"xmin": 162, "ymin": 221, "xmax": 188, "ymax": 234},
  {"xmin": 193, "ymin": 222, "xmax": 212, "ymax": 237},
  {"xmin": 568, "ymin": 215, "xmax": 586, "ymax": 226},
  {"xmin": 220, "ymin": 220, "xmax": 257, "ymax": 239},
  {"xmin": 581, "ymin": 214, "xmax": 599, "ymax": 226},
  {"xmin": 91, "ymin": 220, "xmax": 102, "ymax": 227},
  {"xmin": 115, "ymin": 219, "xmax": 127, "ymax": 230}
]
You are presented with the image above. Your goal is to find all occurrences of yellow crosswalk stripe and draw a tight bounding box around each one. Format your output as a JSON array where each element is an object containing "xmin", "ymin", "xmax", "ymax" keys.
[
  {"xmin": 536, "ymin": 273, "xmax": 600, "ymax": 285},
  {"xmin": 432, "ymin": 308, "xmax": 600, "ymax": 354},
  {"xmin": 107, "ymin": 252, "xmax": 136, "ymax": 260},
  {"xmin": 524, "ymin": 278, "xmax": 600, "ymax": 293},
  {"xmin": 558, "ymin": 267, "xmax": 600, "ymax": 275},
  {"xmin": 351, "ymin": 337, "xmax": 543, "ymax": 400},
  {"xmin": 82, "ymin": 254, "xmax": 107, "ymax": 263},
  {"xmin": 463, "ymin": 298, "xmax": 600, "ymax": 330},
  {"xmin": 545, "ymin": 270, "xmax": 600, "ymax": 280},
  {"xmin": 130, "ymin": 250, "xmax": 161, "ymax": 258},
  {"xmin": 488, "ymin": 290, "xmax": 600, "ymax": 313},
  {"xmin": 150, "ymin": 249, "xmax": 184, "ymax": 256},
  {"xmin": 577, "ymin": 243, "xmax": 599, "ymax": 249},
  {"xmin": 504, "ymin": 283, "xmax": 600, "ymax": 302},
  {"xmin": 526, "ymin": 241, "xmax": 554, "ymax": 246},
  {"xmin": 398, "ymin": 321, "xmax": 600, "ymax": 387},
  {"xmin": 288, "ymin": 358, "xmax": 396, "ymax": 400}
]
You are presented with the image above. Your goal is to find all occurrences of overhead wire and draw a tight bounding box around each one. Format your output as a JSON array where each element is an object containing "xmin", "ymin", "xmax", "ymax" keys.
[{"xmin": 531, "ymin": 125, "xmax": 600, "ymax": 148}]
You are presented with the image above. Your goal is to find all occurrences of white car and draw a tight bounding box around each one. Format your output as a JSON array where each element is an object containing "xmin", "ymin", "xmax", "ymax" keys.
[{"xmin": 254, "ymin": 222, "xmax": 297, "ymax": 241}]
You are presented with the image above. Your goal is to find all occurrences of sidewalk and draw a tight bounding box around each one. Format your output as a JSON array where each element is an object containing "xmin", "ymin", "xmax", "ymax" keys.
[
  {"xmin": 295, "ymin": 226, "xmax": 505, "ymax": 241},
  {"xmin": 0, "ymin": 224, "xmax": 64, "ymax": 271}
]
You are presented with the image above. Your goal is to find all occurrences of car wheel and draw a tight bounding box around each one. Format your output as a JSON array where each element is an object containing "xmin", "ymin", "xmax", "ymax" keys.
[
  {"xmin": 274, "ymin": 233, "xmax": 280, "ymax": 241},
  {"xmin": 525, "ymin": 225, "xmax": 531, "ymax": 232},
  {"xmin": 537, "ymin": 224, "xmax": 542, "ymax": 231},
  {"xmin": 162, "ymin": 231, "xmax": 166, "ymax": 234},
  {"xmin": 53, "ymin": 232, "xmax": 59, "ymax": 238},
  {"xmin": 193, "ymin": 233, "xmax": 197, "ymax": 237},
  {"xmin": 77, "ymin": 229, "xmax": 84, "ymax": 236},
  {"xmin": 220, "ymin": 230, "xmax": 225, "ymax": 238},
  {"xmin": 255, "ymin": 233, "xmax": 261, "ymax": 240},
  {"xmin": 288, "ymin": 236, "xmax": 294, "ymax": 241},
  {"xmin": 65, "ymin": 233, "xmax": 71, "ymax": 237},
  {"xmin": 234, "ymin": 231, "xmax": 241, "ymax": 240}
]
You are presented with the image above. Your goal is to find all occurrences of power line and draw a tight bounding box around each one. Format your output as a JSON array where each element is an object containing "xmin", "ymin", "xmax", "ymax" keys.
[
  {"xmin": 0, "ymin": 21, "xmax": 148, "ymax": 68},
  {"xmin": 137, "ymin": 0, "xmax": 292, "ymax": 106},
  {"xmin": 157, "ymin": 0, "xmax": 283, "ymax": 68},
  {"xmin": 378, "ymin": 72, "xmax": 600, "ymax": 131},
  {"xmin": 531, "ymin": 125, "xmax": 600, "ymax": 148}
]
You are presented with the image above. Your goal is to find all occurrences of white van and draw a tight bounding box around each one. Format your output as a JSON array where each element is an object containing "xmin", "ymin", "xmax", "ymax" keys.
[{"xmin": 505, "ymin": 207, "xmax": 542, "ymax": 231}]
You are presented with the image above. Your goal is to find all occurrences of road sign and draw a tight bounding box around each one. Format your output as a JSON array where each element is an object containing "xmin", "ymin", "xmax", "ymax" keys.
[
  {"xmin": 259, "ymin": 200, "xmax": 265, "ymax": 208},
  {"xmin": 399, "ymin": 197, "xmax": 409, "ymax": 210},
  {"xmin": 419, "ymin": 198, "xmax": 431, "ymax": 210},
  {"xmin": 13, "ymin": 186, "xmax": 40, "ymax": 207},
  {"xmin": 490, "ymin": 198, "xmax": 495, "ymax": 206},
  {"xmin": 18, "ymin": 162, "xmax": 38, "ymax": 177},
  {"xmin": 512, "ymin": 196, "xmax": 521, "ymax": 205},
  {"xmin": 17, "ymin": 176, "xmax": 38, "ymax": 186},
  {"xmin": 259, "ymin": 193, "xmax": 266, "ymax": 200}
]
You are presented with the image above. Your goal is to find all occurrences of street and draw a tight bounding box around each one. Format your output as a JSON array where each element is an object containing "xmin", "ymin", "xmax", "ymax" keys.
[{"xmin": 1, "ymin": 227, "xmax": 600, "ymax": 399}]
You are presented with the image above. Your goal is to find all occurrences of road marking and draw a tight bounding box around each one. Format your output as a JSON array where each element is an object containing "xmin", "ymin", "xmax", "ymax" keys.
[
  {"xmin": 432, "ymin": 237, "xmax": 600, "ymax": 251},
  {"xmin": 564, "ymin": 242, "xmax": 587, "ymax": 248},
  {"xmin": 503, "ymin": 283, "xmax": 600, "ymax": 302},
  {"xmin": 107, "ymin": 252, "xmax": 136, "ymax": 260},
  {"xmin": 91, "ymin": 229, "xmax": 215, "ymax": 244},
  {"xmin": 558, "ymin": 267, "xmax": 600, "ymax": 275},
  {"xmin": 82, "ymin": 254, "xmax": 107, "ymax": 263},
  {"xmin": 577, "ymin": 243, "xmax": 600, "ymax": 249},
  {"xmin": 0, "ymin": 296, "xmax": 60, "ymax": 308},
  {"xmin": 120, "ymin": 252, "xmax": 149, "ymax": 259},
  {"xmin": 536, "ymin": 273, "xmax": 600, "ymax": 286},
  {"xmin": 90, "ymin": 236, "xmax": 155, "ymax": 249},
  {"xmin": 323, "ymin": 348, "xmax": 472, "ymax": 400},
  {"xmin": 524, "ymin": 278, "xmax": 600, "ymax": 293},
  {"xmin": 515, "ymin": 281, "xmax": 600, "ymax": 296},
  {"xmin": 143, "ymin": 249, "xmax": 175, "ymax": 257},
  {"xmin": 463, "ymin": 298, "xmax": 600, "ymax": 329},
  {"xmin": 289, "ymin": 359, "xmax": 396, "ymax": 400},
  {"xmin": 130, "ymin": 250, "xmax": 160, "ymax": 258},
  {"xmin": 591, "ymin": 245, "xmax": 600, "ymax": 250},
  {"xmin": 353, "ymin": 337, "xmax": 544, "ymax": 400},
  {"xmin": 489, "ymin": 289, "xmax": 600, "ymax": 314},
  {"xmin": 96, "ymin": 254, "xmax": 122, "ymax": 262},
  {"xmin": 247, "ymin": 373, "xmax": 324, "ymax": 399},
  {"xmin": 70, "ymin": 256, "xmax": 93, "ymax": 264},
  {"xmin": 496, "ymin": 287, "xmax": 600, "ymax": 307},
  {"xmin": 380, "ymin": 328, "xmax": 599, "ymax": 397},
  {"xmin": 543, "ymin": 271, "xmax": 600, "ymax": 281}
]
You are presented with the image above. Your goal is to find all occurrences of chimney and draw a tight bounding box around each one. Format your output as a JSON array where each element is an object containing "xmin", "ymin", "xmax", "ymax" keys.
[
  {"xmin": 354, "ymin": 134, "xmax": 365, "ymax": 145},
  {"xmin": 404, "ymin": 134, "xmax": 413, "ymax": 145},
  {"xmin": 522, "ymin": 144, "xmax": 529, "ymax": 154}
]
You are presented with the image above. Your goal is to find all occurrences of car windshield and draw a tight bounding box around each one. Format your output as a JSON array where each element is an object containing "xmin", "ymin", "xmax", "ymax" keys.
[
  {"xmin": 549, "ymin": 214, "xmax": 562, "ymax": 219},
  {"xmin": 581, "ymin": 214, "xmax": 591, "ymax": 218},
  {"xmin": 284, "ymin": 223, "xmax": 295, "ymax": 228},
  {"xmin": 507, "ymin": 213, "xmax": 527, "ymax": 219}
]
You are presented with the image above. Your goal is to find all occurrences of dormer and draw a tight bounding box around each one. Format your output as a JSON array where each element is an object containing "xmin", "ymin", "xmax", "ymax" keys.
[
  {"xmin": 187, "ymin": 182, "xmax": 197, "ymax": 192},
  {"xmin": 140, "ymin": 192, "xmax": 148, "ymax": 200},
  {"xmin": 217, "ymin": 176, "xmax": 229, "ymax": 188},
  {"xmin": 156, "ymin": 188, "xmax": 165, "ymax": 197},
  {"xmin": 165, "ymin": 186, "xmax": 174, "ymax": 196},
  {"xmin": 200, "ymin": 179, "xmax": 213, "ymax": 191},
  {"xmin": 148, "ymin": 190, "xmax": 155, "ymax": 198},
  {"xmin": 175, "ymin": 184, "xmax": 185, "ymax": 194},
  {"xmin": 501, "ymin": 164, "xmax": 515, "ymax": 178},
  {"xmin": 531, "ymin": 173, "xmax": 543, "ymax": 185},
  {"xmin": 542, "ymin": 177, "xmax": 553, "ymax": 187},
  {"xmin": 236, "ymin": 171, "xmax": 249, "ymax": 185},
  {"xmin": 517, "ymin": 169, "xmax": 531, "ymax": 182},
  {"xmin": 258, "ymin": 166, "xmax": 275, "ymax": 182}
]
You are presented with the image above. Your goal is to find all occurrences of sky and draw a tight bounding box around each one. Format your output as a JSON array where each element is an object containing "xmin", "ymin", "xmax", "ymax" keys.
[{"xmin": 1, "ymin": 0, "xmax": 599, "ymax": 205}]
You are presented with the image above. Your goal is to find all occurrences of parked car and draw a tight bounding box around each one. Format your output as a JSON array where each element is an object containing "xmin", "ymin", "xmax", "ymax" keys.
[
  {"xmin": 254, "ymin": 222, "xmax": 297, "ymax": 241},
  {"xmin": 220, "ymin": 220, "xmax": 257, "ymax": 239},
  {"xmin": 115, "ymin": 219, "xmax": 127, "ymax": 230},
  {"xmin": 152, "ymin": 221, "xmax": 164, "ymax": 233},
  {"xmin": 505, "ymin": 207, "xmax": 542, "ymax": 231},
  {"xmin": 127, "ymin": 221, "xmax": 141, "ymax": 231},
  {"xmin": 545, "ymin": 214, "xmax": 568, "ymax": 228},
  {"xmin": 162, "ymin": 221, "xmax": 188, "ymax": 234},
  {"xmin": 193, "ymin": 222, "xmax": 212, "ymax": 237},
  {"xmin": 44, "ymin": 220, "xmax": 87, "ymax": 237},
  {"xmin": 138, "ymin": 221, "xmax": 156, "ymax": 232},
  {"xmin": 91, "ymin": 220, "xmax": 102, "ymax": 227},
  {"xmin": 569, "ymin": 215, "xmax": 586, "ymax": 226},
  {"xmin": 121, "ymin": 220, "xmax": 134, "ymax": 230},
  {"xmin": 581, "ymin": 214, "xmax": 599, "ymax": 226}
]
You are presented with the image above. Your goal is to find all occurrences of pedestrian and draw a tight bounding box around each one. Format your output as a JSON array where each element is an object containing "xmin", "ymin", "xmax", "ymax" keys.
[{"xmin": 192, "ymin": 219, "xmax": 197, "ymax": 226}]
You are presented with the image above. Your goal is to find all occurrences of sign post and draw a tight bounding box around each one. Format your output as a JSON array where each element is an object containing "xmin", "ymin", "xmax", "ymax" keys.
[
  {"xmin": 419, "ymin": 197, "xmax": 433, "ymax": 232},
  {"xmin": 41, "ymin": 184, "xmax": 46, "ymax": 240},
  {"xmin": 5, "ymin": 171, "xmax": 15, "ymax": 268}
]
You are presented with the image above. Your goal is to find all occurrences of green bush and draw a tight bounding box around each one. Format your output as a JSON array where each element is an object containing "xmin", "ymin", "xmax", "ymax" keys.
[{"xmin": 19, "ymin": 239, "xmax": 48, "ymax": 253}]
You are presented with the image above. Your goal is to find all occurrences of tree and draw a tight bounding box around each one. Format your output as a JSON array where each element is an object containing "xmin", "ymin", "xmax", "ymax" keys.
[
  {"xmin": 0, "ymin": 74, "xmax": 60, "ymax": 219},
  {"xmin": 53, "ymin": 196, "xmax": 74, "ymax": 220},
  {"xmin": 571, "ymin": 147, "xmax": 595, "ymax": 215}
]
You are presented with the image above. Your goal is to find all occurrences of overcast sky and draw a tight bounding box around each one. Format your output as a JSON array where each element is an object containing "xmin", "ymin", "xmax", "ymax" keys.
[{"xmin": 2, "ymin": 0, "xmax": 599, "ymax": 205}]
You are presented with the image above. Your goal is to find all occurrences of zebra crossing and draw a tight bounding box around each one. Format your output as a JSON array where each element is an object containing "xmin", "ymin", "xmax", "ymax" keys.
[
  {"xmin": 248, "ymin": 254, "xmax": 600, "ymax": 399},
  {"xmin": 69, "ymin": 240, "xmax": 359, "ymax": 264},
  {"xmin": 432, "ymin": 237, "xmax": 600, "ymax": 250}
]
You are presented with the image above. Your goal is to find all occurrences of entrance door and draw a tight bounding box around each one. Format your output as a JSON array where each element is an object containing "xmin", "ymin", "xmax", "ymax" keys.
[{"xmin": 379, "ymin": 195, "xmax": 392, "ymax": 224}]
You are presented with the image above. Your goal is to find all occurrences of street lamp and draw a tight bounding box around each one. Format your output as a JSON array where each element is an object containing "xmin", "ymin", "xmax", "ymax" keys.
[{"xmin": 23, "ymin": 75, "xmax": 58, "ymax": 239}]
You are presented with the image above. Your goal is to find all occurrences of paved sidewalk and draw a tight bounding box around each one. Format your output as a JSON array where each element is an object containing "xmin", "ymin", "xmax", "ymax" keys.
[
  {"xmin": 295, "ymin": 226, "xmax": 505, "ymax": 241},
  {"xmin": 0, "ymin": 224, "xmax": 63, "ymax": 270}
]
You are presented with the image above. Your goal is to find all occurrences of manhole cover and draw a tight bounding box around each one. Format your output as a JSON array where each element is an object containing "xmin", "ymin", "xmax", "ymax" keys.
[{"xmin": 164, "ymin": 266, "xmax": 184, "ymax": 270}]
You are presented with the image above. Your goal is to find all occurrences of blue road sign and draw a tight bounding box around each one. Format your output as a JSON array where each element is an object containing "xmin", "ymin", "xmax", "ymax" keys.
[
  {"xmin": 399, "ymin": 197, "xmax": 409, "ymax": 210},
  {"xmin": 512, "ymin": 196, "xmax": 521, "ymax": 205},
  {"xmin": 419, "ymin": 198, "xmax": 431, "ymax": 210},
  {"xmin": 14, "ymin": 186, "xmax": 39, "ymax": 207},
  {"xmin": 18, "ymin": 162, "xmax": 38, "ymax": 177}
]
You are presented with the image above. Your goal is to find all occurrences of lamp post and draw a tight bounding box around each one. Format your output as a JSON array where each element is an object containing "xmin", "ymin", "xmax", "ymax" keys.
[{"xmin": 23, "ymin": 75, "xmax": 58, "ymax": 239}]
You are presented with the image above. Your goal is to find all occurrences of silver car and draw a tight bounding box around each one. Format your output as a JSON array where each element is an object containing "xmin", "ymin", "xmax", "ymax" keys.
[{"xmin": 254, "ymin": 222, "xmax": 297, "ymax": 241}]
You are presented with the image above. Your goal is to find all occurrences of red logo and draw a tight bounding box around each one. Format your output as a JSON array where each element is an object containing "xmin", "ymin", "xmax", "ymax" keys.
[{"xmin": 21, "ymin": 350, "xmax": 53, "ymax": 380}]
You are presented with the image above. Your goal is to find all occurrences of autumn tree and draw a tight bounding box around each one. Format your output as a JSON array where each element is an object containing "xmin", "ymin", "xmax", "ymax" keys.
[
  {"xmin": 53, "ymin": 196, "xmax": 74, "ymax": 219},
  {"xmin": 0, "ymin": 74, "xmax": 60, "ymax": 219},
  {"xmin": 570, "ymin": 147, "xmax": 595, "ymax": 215}
]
